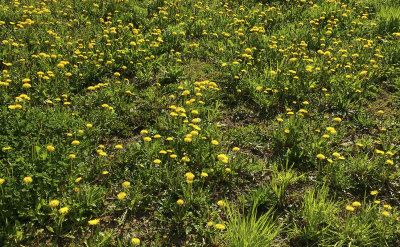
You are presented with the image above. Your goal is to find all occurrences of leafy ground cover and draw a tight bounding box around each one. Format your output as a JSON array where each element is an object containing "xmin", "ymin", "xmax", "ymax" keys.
[{"xmin": 0, "ymin": 0, "xmax": 400, "ymax": 246}]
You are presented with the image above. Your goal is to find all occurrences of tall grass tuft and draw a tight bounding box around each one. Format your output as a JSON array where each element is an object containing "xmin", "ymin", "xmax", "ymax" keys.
[{"xmin": 223, "ymin": 199, "xmax": 283, "ymax": 247}]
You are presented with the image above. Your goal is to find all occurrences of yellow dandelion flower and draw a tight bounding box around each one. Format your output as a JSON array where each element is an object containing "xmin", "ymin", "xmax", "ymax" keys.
[
  {"xmin": 23, "ymin": 176, "xmax": 33, "ymax": 184},
  {"xmin": 58, "ymin": 207, "xmax": 69, "ymax": 214},
  {"xmin": 217, "ymin": 154, "xmax": 229, "ymax": 163},
  {"xmin": 71, "ymin": 140, "xmax": 80, "ymax": 146},
  {"xmin": 215, "ymin": 224, "xmax": 226, "ymax": 230},
  {"xmin": 131, "ymin": 238, "xmax": 140, "ymax": 244},
  {"xmin": 49, "ymin": 200, "xmax": 60, "ymax": 208},
  {"xmin": 117, "ymin": 192, "xmax": 127, "ymax": 200},
  {"xmin": 383, "ymin": 205, "xmax": 392, "ymax": 210},
  {"xmin": 22, "ymin": 83, "xmax": 32, "ymax": 89},
  {"xmin": 185, "ymin": 172, "xmax": 195, "ymax": 180},
  {"xmin": 88, "ymin": 219, "xmax": 100, "ymax": 225},
  {"xmin": 333, "ymin": 117, "xmax": 342, "ymax": 122},
  {"xmin": 386, "ymin": 151, "xmax": 394, "ymax": 156},
  {"xmin": 201, "ymin": 172, "xmax": 208, "ymax": 178},
  {"xmin": 386, "ymin": 160, "xmax": 394, "ymax": 165}
]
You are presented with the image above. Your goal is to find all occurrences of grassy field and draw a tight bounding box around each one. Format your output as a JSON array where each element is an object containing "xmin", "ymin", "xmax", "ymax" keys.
[{"xmin": 1, "ymin": 0, "xmax": 400, "ymax": 246}]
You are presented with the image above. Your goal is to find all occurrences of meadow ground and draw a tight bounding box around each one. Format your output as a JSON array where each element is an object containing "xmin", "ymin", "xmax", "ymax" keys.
[{"xmin": 0, "ymin": 0, "xmax": 400, "ymax": 246}]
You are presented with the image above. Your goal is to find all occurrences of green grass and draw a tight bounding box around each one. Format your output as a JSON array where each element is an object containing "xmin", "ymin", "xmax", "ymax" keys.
[{"xmin": 0, "ymin": 0, "xmax": 400, "ymax": 245}]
